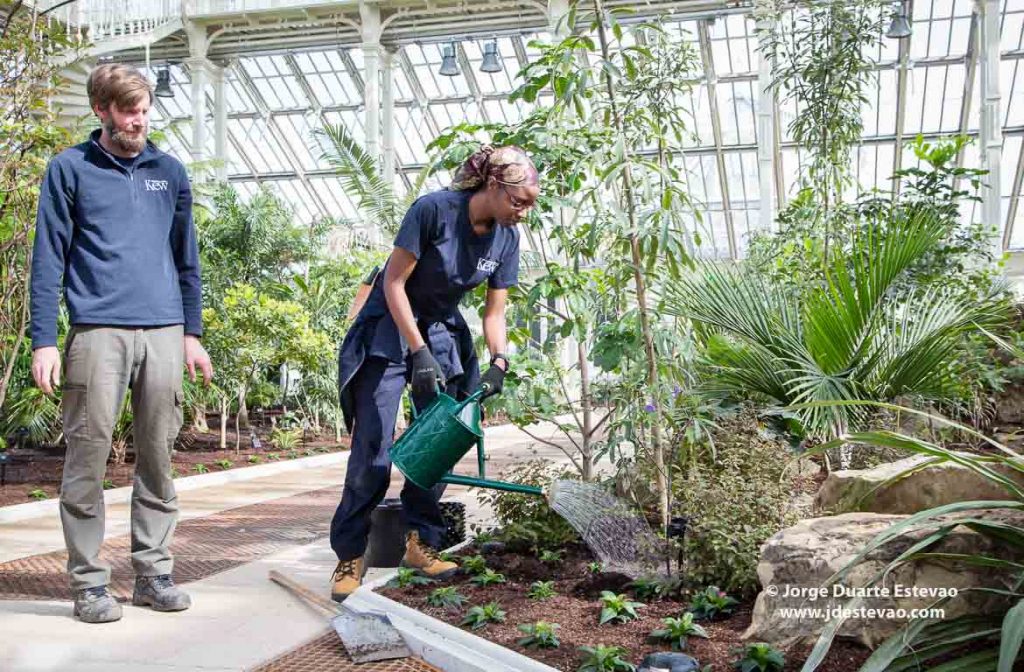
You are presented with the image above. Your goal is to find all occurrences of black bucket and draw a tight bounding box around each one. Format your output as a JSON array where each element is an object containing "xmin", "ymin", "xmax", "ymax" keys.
[{"xmin": 364, "ymin": 498, "xmax": 405, "ymax": 568}]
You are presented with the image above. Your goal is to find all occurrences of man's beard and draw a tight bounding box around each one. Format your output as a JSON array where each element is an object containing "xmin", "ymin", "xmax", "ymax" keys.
[{"xmin": 105, "ymin": 117, "xmax": 147, "ymax": 154}]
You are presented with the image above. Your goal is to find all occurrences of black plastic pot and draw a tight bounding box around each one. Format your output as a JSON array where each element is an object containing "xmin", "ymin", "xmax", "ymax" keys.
[{"xmin": 364, "ymin": 498, "xmax": 405, "ymax": 568}]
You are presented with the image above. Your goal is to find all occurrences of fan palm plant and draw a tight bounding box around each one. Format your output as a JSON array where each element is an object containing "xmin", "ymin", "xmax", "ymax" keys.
[
  {"xmin": 796, "ymin": 402, "xmax": 1024, "ymax": 671},
  {"xmin": 316, "ymin": 123, "xmax": 434, "ymax": 237},
  {"xmin": 662, "ymin": 207, "xmax": 1008, "ymax": 463}
]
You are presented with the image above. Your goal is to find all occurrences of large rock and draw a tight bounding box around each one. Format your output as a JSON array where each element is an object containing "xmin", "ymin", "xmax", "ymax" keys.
[
  {"xmin": 815, "ymin": 453, "xmax": 1024, "ymax": 515},
  {"xmin": 744, "ymin": 511, "xmax": 1021, "ymax": 650}
]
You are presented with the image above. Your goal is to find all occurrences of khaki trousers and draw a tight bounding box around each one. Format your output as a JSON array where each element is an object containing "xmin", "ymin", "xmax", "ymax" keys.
[{"xmin": 59, "ymin": 325, "xmax": 184, "ymax": 590}]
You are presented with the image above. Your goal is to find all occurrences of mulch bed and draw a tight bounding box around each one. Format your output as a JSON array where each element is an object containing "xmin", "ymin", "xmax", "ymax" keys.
[
  {"xmin": 0, "ymin": 416, "xmax": 349, "ymax": 507},
  {"xmin": 378, "ymin": 542, "xmax": 871, "ymax": 672}
]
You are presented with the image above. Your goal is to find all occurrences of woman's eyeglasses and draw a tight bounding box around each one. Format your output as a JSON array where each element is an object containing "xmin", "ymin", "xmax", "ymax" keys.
[{"xmin": 501, "ymin": 183, "xmax": 533, "ymax": 211}]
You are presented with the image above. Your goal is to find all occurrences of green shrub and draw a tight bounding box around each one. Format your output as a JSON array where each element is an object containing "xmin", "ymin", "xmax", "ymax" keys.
[
  {"xmin": 539, "ymin": 549, "xmax": 564, "ymax": 563},
  {"xmin": 598, "ymin": 591, "xmax": 642, "ymax": 625},
  {"xmin": 470, "ymin": 569, "xmax": 506, "ymax": 587},
  {"xmin": 101, "ymin": 479, "xmax": 115, "ymax": 490},
  {"xmin": 194, "ymin": 463, "xmax": 210, "ymax": 474},
  {"xmin": 577, "ymin": 645, "xmax": 635, "ymax": 672},
  {"xmin": 674, "ymin": 411, "xmax": 799, "ymax": 597},
  {"xmin": 28, "ymin": 488, "xmax": 47, "ymax": 501},
  {"xmin": 648, "ymin": 613, "xmax": 708, "ymax": 650},
  {"xmin": 460, "ymin": 554, "xmax": 487, "ymax": 575},
  {"xmin": 474, "ymin": 459, "xmax": 578, "ymax": 551},
  {"xmin": 426, "ymin": 586, "xmax": 466, "ymax": 609},
  {"xmin": 688, "ymin": 585, "xmax": 739, "ymax": 621},
  {"xmin": 387, "ymin": 567, "xmax": 433, "ymax": 589},
  {"xmin": 732, "ymin": 642, "xmax": 784, "ymax": 672},
  {"xmin": 460, "ymin": 602, "xmax": 505, "ymax": 630},
  {"xmin": 269, "ymin": 426, "xmax": 301, "ymax": 451},
  {"xmin": 517, "ymin": 621, "xmax": 560, "ymax": 649},
  {"xmin": 528, "ymin": 580, "xmax": 557, "ymax": 600},
  {"xmin": 215, "ymin": 459, "xmax": 232, "ymax": 470}
]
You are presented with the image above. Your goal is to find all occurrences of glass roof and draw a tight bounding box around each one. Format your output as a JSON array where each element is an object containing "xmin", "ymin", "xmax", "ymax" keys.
[{"xmin": 143, "ymin": 0, "xmax": 1024, "ymax": 257}]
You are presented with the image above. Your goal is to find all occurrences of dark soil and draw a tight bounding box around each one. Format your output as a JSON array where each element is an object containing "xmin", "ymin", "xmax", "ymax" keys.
[
  {"xmin": 378, "ymin": 543, "xmax": 871, "ymax": 672},
  {"xmin": 0, "ymin": 414, "xmax": 349, "ymax": 507}
]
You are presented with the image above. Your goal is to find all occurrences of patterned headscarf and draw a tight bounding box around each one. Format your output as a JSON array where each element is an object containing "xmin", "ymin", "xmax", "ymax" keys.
[{"xmin": 450, "ymin": 145, "xmax": 539, "ymax": 191}]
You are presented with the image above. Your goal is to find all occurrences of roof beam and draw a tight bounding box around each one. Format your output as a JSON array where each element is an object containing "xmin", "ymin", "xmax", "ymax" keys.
[
  {"xmin": 891, "ymin": 0, "xmax": 913, "ymax": 196},
  {"xmin": 698, "ymin": 18, "xmax": 737, "ymax": 259}
]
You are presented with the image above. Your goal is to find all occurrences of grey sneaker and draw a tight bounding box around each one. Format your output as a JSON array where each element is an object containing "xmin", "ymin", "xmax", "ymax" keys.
[
  {"xmin": 132, "ymin": 574, "xmax": 191, "ymax": 612},
  {"xmin": 73, "ymin": 585, "xmax": 123, "ymax": 623}
]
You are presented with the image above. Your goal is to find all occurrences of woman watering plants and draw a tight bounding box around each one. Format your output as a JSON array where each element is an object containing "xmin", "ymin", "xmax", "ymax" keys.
[{"xmin": 329, "ymin": 145, "xmax": 540, "ymax": 601}]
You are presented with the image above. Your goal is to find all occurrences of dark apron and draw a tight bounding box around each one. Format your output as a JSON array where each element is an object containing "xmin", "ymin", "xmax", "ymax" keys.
[{"xmin": 337, "ymin": 308, "xmax": 480, "ymax": 433}]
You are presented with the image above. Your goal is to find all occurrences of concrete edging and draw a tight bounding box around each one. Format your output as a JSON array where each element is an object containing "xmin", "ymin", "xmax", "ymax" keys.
[
  {"xmin": 0, "ymin": 450, "xmax": 347, "ymax": 524},
  {"xmin": 346, "ymin": 542, "xmax": 557, "ymax": 672}
]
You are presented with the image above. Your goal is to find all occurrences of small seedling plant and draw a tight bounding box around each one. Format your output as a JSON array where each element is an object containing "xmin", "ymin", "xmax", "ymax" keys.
[
  {"xmin": 649, "ymin": 612, "xmax": 709, "ymax": 651},
  {"xmin": 528, "ymin": 580, "xmax": 557, "ymax": 600},
  {"xmin": 248, "ymin": 455, "xmax": 262, "ymax": 464},
  {"xmin": 470, "ymin": 568, "xmax": 506, "ymax": 587},
  {"xmin": 387, "ymin": 567, "xmax": 434, "ymax": 589},
  {"xmin": 460, "ymin": 554, "xmax": 488, "ymax": 575},
  {"xmin": 438, "ymin": 550, "xmax": 457, "ymax": 562},
  {"xmin": 460, "ymin": 601, "xmax": 506, "ymax": 630},
  {"xmin": 539, "ymin": 549, "xmax": 564, "ymax": 564},
  {"xmin": 732, "ymin": 643, "xmax": 785, "ymax": 672},
  {"xmin": 28, "ymin": 488, "xmax": 47, "ymax": 501},
  {"xmin": 215, "ymin": 459, "xmax": 232, "ymax": 469},
  {"xmin": 629, "ymin": 575, "xmax": 683, "ymax": 600},
  {"xmin": 266, "ymin": 452, "xmax": 280, "ymax": 461},
  {"xmin": 426, "ymin": 586, "xmax": 467, "ymax": 609},
  {"xmin": 194, "ymin": 463, "xmax": 210, "ymax": 474},
  {"xmin": 101, "ymin": 479, "xmax": 115, "ymax": 490},
  {"xmin": 517, "ymin": 621, "xmax": 560, "ymax": 649},
  {"xmin": 577, "ymin": 644, "xmax": 636, "ymax": 672},
  {"xmin": 689, "ymin": 585, "xmax": 739, "ymax": 620},
  {"xmin": 587, "ymin": 561, "xmax": 604, "ymax": 574},
  {"xmin": 598, "ymin": 591, "xmax": 643, "ymax": 625}
]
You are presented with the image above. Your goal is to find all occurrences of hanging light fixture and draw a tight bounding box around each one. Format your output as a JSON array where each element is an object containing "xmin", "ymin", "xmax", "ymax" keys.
[
  {"xmin": 885, "ymin": 1, "xmax": 912, "ymax": 39},
  {"xmin": 480, "ymin": 39, "xmax": 503, "ymax": 73},
  {"xmin": 438, "ymin": 42, "xmax": 460, "ymax": 77},
  {"xmin": 154, "ymin": 67, "xmax": 174, "ymax": 98}
]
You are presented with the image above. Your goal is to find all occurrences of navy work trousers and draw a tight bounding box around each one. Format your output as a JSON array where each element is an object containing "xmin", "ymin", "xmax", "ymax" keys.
[{"xmin": 329, "ymin": 356, "xmax": 449, "ymax": 561}]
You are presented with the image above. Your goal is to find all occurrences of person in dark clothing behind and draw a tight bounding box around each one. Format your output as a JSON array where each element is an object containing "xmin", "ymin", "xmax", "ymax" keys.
[
  {"xmin": 30, "ymin": 64, "xmax": 213, "ymax": 623},
  {"xmin": 330, "ymin": 145, "xmax": 540, "ymax": 600}
]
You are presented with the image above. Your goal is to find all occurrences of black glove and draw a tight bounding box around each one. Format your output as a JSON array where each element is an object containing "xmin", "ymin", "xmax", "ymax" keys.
[
  {"xmin": 410, "ymin": 346, "xmax": 445, "ymax": 400},
  {"xmin": 479, "ymin": 364, "xmax": 506, "ymax": 400}
]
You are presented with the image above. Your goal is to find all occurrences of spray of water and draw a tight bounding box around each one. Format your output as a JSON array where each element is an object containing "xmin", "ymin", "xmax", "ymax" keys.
[{"xmin": 547, "ymin": 480, "xmax": 667, "ymax": 578}]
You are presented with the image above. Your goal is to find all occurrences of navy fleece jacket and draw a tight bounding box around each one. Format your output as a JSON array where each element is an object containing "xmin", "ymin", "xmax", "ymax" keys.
[{"xmin": 30, "ymin": 130, "xmax": 202, "ymax": 348}]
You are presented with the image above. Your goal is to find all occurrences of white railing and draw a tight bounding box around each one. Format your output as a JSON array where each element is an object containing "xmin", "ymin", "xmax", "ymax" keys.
[
  {"xmin": 186, "ymin": 0, "xmax": 347, "ymax": 15},
  {"xmin": 41, "ymin": 0, "xmax": 180, "ymax": 43}
]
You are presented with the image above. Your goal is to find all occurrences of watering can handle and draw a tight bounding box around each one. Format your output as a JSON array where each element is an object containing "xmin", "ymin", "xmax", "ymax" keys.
[{"xmin": 409, "ymin": 386, "xmax": 483, "ymax": 422}]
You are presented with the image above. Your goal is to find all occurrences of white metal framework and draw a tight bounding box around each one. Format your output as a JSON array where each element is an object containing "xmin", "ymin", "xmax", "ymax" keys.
[{"xmin": 41, "ymin": 0, "xmax": 1024, "ymax": 257}]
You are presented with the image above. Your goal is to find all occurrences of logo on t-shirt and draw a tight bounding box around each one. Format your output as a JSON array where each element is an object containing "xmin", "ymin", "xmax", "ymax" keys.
[
  {"xmin": 145, "ymin": 179, "xmax": 169, "ymax": 192},
  {"xmin": 477, "ymin": 257, "xmax": 500, "ymax": 274}
]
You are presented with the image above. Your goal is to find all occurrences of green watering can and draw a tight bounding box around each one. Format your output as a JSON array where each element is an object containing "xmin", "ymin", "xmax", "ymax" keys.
[{"xmin": 390, "ymin": 388, "xmax": 545, "ymax": 497}]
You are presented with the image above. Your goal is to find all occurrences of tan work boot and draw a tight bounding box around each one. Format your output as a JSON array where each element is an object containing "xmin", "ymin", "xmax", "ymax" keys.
[
  {"xmin": 330, "ymin": 556, "xmax": 365, "ymax": 602},
  {"xmin": 401, "ymin": 530, "xmax": 459, "ymax": 578}
]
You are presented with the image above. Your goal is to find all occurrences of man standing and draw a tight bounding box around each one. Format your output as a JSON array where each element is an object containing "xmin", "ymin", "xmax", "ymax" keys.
[{"xmin": 30, "ymin": 64, "xmax": 213, "ymax": 623}]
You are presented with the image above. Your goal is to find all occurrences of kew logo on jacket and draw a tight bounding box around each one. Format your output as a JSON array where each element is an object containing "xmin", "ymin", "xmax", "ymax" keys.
[
  {"xmin": 477, "ymin": 257, "xmax": 499, "ymax": 274},
  {"xmin": 145, "ymin": 179, "xmax": 169, "ymax": 192}
]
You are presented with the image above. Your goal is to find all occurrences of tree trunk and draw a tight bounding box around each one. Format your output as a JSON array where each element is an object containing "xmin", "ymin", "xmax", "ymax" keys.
[
  {"xmin": 192, "ymin": 403, "xmax": 209, "ymax": 433},
  {"xmin": 237, "ymin": 391, "xmax": 250, "ymax": 430},
  {"xmin": 593, "ymin": 0, "xmax": 668, "ymax": 531},
  {"xmin": 0, "ymin": 269, "xmax": 30, "ymax": 411},
  {"xmin": 578, "ymin": 340, "xmax": 594, "ymax": 482},
  {"xmin": 219, "ymin": 398, "xmax": 229, "ymax": 450}
]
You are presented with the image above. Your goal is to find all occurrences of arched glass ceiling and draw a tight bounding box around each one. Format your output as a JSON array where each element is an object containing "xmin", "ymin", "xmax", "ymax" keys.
[{"xmin": 144, "ymin": 0, "xmax": 1024, "ymax": 258}]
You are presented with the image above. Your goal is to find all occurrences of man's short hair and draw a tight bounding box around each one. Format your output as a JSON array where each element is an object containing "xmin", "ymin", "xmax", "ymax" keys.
[{"xmin": 86, "ymin": 63, "xmax": 153, "ymax": 112}]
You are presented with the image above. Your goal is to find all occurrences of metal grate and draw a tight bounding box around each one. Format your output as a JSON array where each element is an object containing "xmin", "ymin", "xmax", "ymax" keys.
[
  {"xmin": 0, "ymin": 486, "xmax": 341, "ymax": 601},
  {"xmin": 251, "ymin": 630, "xmax": 442, "ymax": 672}
]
